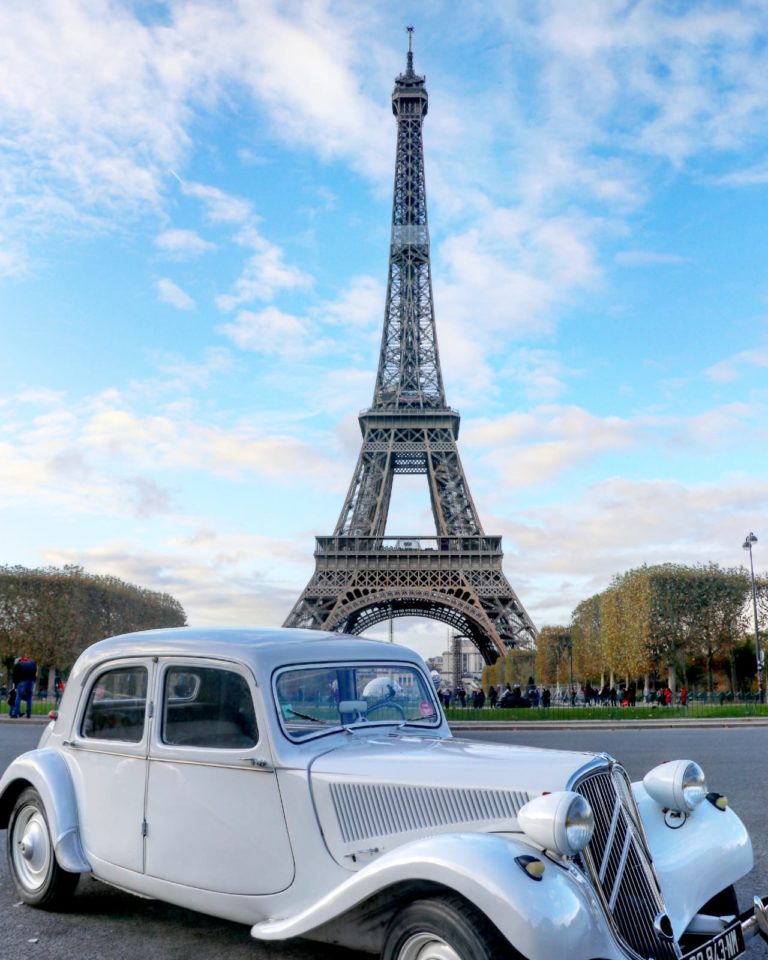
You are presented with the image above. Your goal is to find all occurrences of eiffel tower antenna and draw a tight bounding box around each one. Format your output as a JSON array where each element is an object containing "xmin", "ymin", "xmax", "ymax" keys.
[{"xmin": 284, "ymin": 34, "xmax": 537, "ymax": 662}]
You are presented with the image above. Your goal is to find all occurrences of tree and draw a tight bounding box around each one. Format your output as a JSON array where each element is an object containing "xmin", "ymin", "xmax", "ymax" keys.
[
  {"xmin": 565, "ymin": 562, "xmax": 755, "ymax": 697},
  {"xmin": 535, "ymin": 625, "xmax": 572, "ymax": 688},
  {"xmin": 570, "ymin": 595, "xmax": 602, "ymax": 683},
  {"xmin": 684, "ymin": 565, "xmax": 750, "ymax": 696},
  {"xmin": 0, "ymin": 565, "xmax": 187, "ymax": 677}
]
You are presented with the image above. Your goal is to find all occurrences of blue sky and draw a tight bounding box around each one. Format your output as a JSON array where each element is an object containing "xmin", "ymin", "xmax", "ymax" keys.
[{"xmin": 2, "ymin": 0, "xmax": 767, "ymax": 659}]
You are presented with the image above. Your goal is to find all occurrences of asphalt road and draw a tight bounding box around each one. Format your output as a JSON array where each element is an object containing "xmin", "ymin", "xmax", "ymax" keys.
[{"xmin": 1, "ymin": 721, "xmax": 766, "ymax": 960}]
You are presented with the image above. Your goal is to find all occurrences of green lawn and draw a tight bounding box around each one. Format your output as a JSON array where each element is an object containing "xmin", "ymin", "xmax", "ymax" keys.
[{"xmin": 446, "ymin": 703, "xmax": 768, "ymax": 722}]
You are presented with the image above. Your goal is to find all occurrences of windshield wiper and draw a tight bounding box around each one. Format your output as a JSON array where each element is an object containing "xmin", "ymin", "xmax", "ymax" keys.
[{"xmin": 285, "ymin": 707, "xmax": 326, "ymax": 724}]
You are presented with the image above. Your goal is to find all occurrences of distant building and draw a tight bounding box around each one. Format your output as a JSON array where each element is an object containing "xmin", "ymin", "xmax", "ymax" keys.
[{"xmin": 440, "ymin": 636, "xmax": 484, "ymax": 690}]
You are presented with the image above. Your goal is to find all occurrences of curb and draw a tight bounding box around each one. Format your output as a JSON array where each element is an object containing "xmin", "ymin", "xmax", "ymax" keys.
[{"xmin": 0, "ymin": 716, "xmax": 50, "ymax": 724}]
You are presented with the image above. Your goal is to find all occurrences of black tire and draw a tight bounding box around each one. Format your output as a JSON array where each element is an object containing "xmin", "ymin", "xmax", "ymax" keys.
[
  {"xmin": 681, "ymin": 885, "xmax": 740, "ymax": 956},
  {"xmin": 382, "ymin": 894, "xmax": 520, "ymax": 960},
  {"xmin": 6, "ymin": 786, "xmax": 80, "ymax": 909},
  {"xmin": 701, "ymin": 885, "xmax": 739, "ymax": 918}
]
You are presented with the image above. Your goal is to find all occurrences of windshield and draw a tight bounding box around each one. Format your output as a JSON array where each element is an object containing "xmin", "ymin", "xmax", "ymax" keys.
[{"xmin": 274, "ymin": 662, "xmax": 441, "ymax": 740}]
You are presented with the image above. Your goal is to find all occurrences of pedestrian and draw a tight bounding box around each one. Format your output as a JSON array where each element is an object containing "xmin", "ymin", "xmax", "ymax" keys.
[
  {"xmin": 609, "ymin": 686, "xmax": 617, "ymax": 707},
  {"xmin": 542, "ymin": 687, "xmax": 551, "ymax": 709},
  {"xmin": 488, "ymin": 685, "xmax": 498, "ymax": 708},
  {"xmin": 458, "ymin": 688, "xmax": 466, "ymax": 708},
  {"xmin": 680, "ymin": 686, "xmax": 688, "ymax": 707},
  {"xmin": 10, "ymin": 655, "xmax": 38, "ymax": 718}
]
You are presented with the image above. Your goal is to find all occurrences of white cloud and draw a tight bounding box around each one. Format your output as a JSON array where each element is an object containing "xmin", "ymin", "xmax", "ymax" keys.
[
  {"xmin": 615, "ymin": 250, "xmax": 687, "ymax": 266},
  {"xmin": 0, "ymin": 1, "xmax": 392, "ymax": 242},
  {"xmin": 718, "ymin": 165, "xmax": 768, "ymax": 186},
  {"xmin": 179, "ymin": 179, "xmax": 252, "ymax": 224},
  {"xmin": 217, "ymin": 307, "xmax": 308, "ymax": 356},
  {"xmin": 216, "ymin": 229, "xmax": 312, "ymax": 311},
  {"xmin": 156, "ymin": 277, "xmax": 196, "ymax": 310},
  {"xmin": 16, "ymin": 388, "xmax": 67, "ymax": 406},
  {"xmin": 487, "ymin": 473, "xmax": 768, "ymax": 626},
  {"xmin": 500, "ymin": 349, "xmax": 575, "ymax": 402},
  {"xmin": 314, "ymin": 275, "xmax": 383, "ymax": 328},
  {"xmin": 147, "ymin": 347, "xmax": 239, "ymax": 391},
  {"xmin": 0, "ymin": 233, "xmax": 29, "ymax": 277},
  {"xmin": 706, "ymin": 347, "xmax": 768, "ymax": 383},
  {"xmin": 154, "ymin": 228, "xmax": 215, "ymax": 258},
  {"xmin": 42, "ymin": 536, "xmax": 305, "ymax": 628},
  {"xmin": 464, "ymin": 405, "xmax": 636, "ymax": 487}
]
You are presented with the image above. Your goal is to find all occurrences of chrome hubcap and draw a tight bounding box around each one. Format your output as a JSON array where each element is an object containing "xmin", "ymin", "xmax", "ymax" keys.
[
  {"xmin": 397, "ymin": 933, "xmax": 463, "ymax": 960},
  {"xmin": 12, "ymin": 805, "xmax": 51, "ymax": 892}
]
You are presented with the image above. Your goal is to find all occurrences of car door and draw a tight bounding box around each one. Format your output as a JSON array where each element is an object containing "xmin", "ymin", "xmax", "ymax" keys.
[
  {"xmin": 143, "ymin": 658, "xmax": 295, "ymax": 895},
  {"xmin": 69, "ymin": 657, "xmax": 154, "ymax": 872}
]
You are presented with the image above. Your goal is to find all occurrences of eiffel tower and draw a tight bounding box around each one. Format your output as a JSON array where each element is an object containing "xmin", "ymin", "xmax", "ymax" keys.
[{"xmin": 285, "ymin": 30, "xmax": 537, "ymax": 662}]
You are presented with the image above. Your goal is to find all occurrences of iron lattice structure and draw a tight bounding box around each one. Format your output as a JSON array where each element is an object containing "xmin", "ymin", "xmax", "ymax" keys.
[{"xmin": 285, "ymin": 34, "xmax": 537, "ymax": 662}]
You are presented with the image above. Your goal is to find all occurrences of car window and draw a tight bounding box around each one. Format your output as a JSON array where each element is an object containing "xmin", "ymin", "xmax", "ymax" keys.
[
  {"xmin": 81, "ymin": 665, "xmax": 148, "ymax": 743},
  {"xmin": 162, "ymin": 665, "xmax": 258, "ymax": 749},
  {"xmin": 275, "ymin": 662, "xmax": 440, "ymax": 741}
]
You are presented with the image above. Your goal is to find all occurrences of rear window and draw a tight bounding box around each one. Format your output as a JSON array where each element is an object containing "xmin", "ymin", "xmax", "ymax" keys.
[
  {"xmin": 275, "ymin": 662, "xmax": 440, "ymax": 741},
  {"xmin": 81, "ymin": 665, "xmax": 148, "ymax": 743}
]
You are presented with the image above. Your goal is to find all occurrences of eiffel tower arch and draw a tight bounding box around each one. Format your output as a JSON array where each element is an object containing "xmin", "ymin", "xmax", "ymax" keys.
[{"xmin": 285, "ymin": 31, "xmax": 537, "ymax": 663}]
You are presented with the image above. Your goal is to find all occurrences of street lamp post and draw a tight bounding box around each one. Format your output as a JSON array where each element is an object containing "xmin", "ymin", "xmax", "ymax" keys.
[{"xmin": 742, "ymin": 532, "xmax": 764, "ymax": 704}]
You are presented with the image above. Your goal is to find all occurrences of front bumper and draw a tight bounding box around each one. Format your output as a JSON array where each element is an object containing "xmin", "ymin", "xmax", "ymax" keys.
[
  {"xmin": 742, "ymin": 895, "xmax": 768, "ymax": 943},
  {"xmin": 681, "ymin": 895, "xmax": 768, "ymax": 959}
]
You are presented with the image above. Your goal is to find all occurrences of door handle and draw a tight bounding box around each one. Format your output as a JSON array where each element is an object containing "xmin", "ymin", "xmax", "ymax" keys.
[{"xmin": 241, "ymin": 757, "xmax": 272, "ymax": 770}]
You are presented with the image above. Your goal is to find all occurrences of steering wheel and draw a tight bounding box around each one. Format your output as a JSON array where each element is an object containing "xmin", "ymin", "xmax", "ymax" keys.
[{"xmin": 365, "ymin": 699, "xmax": 406, "ymax": 719}]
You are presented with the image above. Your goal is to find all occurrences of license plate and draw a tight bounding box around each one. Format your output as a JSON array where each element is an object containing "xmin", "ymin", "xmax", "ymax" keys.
[{"xmin": 682, "ymin": 921, "xmax": 745, "ymax": 960}]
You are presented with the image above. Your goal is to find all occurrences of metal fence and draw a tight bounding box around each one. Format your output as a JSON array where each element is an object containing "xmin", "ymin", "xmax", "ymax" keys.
[{"xmin": 443, "ymin": 694, "xmax": 768, "ymax": 722}]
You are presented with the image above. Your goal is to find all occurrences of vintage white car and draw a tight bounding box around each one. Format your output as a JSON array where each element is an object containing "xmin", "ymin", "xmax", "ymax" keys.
[{"xmin": 1, "ymin": 627, "xmax": 767, "ymax": 960}]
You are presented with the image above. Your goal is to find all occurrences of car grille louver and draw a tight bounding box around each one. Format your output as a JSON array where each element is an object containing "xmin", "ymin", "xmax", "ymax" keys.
[
  {"xmin": 576, "ymin": 766, "xmax": 680, "ymax": 960},
  {"xmin": 329, "ymin": 782, "xmax": 530, "ymax": 844}
]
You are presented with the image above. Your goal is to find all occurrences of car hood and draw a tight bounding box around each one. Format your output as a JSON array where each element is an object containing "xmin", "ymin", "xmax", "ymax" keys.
[{"xmin": 308, "ymin": 733, "xmax": 605, "ymax": 869}]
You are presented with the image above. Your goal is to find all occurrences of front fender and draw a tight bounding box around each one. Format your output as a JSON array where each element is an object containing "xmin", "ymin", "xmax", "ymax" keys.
[
  {"xmin": 0, "ymin": 749, "xmax": 91, "ymax": 874},
  {"xmin": 252, "ymin": 833, "xmax": 623, "ymax": 960},
  {"xmin": 634, "ymin": 782, "xmax": 753, "ymax": 938}
]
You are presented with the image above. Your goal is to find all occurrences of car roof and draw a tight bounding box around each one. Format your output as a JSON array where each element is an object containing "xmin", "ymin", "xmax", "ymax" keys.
[{"xmin": 69, "ymin": 626, "xmax": 428, "ymax": 682}]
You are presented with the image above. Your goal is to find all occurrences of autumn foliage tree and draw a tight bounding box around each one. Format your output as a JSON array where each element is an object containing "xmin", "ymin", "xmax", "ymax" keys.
[
  {"xmin": 560, "ymin": 563, "xmax": 757, "ymax": 695},
  {"xmin": 0, "ymin": 565, "xmax": 187, "ymax": 678}
]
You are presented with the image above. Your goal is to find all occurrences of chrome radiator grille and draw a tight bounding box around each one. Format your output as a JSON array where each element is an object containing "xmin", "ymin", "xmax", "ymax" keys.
[
  {"xmin": 577, "ymin": 766, "xmax": 679, "ymax": 960},
  {"xmin": 329, "ymin": 781, "xmax": 529, "ymax": 843}
]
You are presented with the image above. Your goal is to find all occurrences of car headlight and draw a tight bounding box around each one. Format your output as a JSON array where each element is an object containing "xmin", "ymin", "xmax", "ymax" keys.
[
  {"xmin": 517, "ymin": 791, "xmax": 594, "ymax": 856},
  {"xmin": 643, "ymin": 760, "xmax": 708, "ymax": 813}
]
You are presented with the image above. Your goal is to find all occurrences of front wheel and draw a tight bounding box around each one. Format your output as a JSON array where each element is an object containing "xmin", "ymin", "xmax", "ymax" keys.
[
  {"xmin": 382, "ymin": 895, "xmax": 519, "ymax": 960},
  {"xmin": 7, "ymin": 786, "xmax": 79, "ymax": 909}
]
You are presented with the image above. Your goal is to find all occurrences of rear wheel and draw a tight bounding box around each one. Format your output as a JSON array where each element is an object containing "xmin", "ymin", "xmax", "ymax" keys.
[
  {"xmin": 7, "ymin": 786, "xmax": 79, "ymax": 909},
  {"xmin": 382, "ymin": 894, "xmax": 519, "ymax": 960}
]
